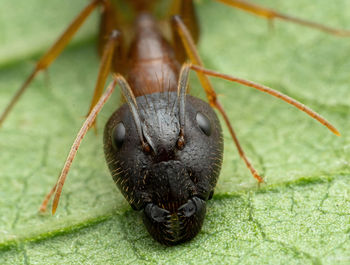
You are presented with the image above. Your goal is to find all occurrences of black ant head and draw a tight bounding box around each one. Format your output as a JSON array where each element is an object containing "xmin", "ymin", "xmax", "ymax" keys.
[{"xmin": 103, "ymin": 75, "xmax": 223, "ymax": 245}]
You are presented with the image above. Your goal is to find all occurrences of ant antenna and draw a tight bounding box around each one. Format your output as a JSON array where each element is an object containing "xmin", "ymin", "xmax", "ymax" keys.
[
  {"xmin": 177, "ymin": 63, "xmax": 191, "ymax": 135},
  {"xmin": 116, "ymin": 74, "xmax": 155, "ymax": 153},
  {"xmin": 190, "ymin": 64, "xmax": 341, "ymax": 136}
]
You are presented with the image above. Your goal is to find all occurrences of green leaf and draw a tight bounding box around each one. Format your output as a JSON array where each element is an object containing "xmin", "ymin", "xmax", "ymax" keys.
[{"xmin": 1, "ymin": 0, "xmax": 349, "ymax": 264}]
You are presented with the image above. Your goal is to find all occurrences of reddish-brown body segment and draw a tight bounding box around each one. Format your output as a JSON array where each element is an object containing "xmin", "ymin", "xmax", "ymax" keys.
[{"xmin": 126, "ymin": 14, "xmax": 180, "ymax": 97}]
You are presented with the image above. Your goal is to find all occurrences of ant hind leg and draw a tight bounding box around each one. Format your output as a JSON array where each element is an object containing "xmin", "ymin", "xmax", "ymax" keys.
[
  {"xmin": 215, "ymin": 0, "xmax": 350, "ymax": 37},
  {"xmin": 0, "ymin": 0, "xmax": 106, "ymax": 127}
]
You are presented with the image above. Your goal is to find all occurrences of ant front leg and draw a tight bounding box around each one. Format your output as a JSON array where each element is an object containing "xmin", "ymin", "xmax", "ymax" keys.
[
  {"xmin": 0, "ymin": 0, "xmax": 108, "ymax": 127},
  {"xmin": 86, "ymin": 30, "xmax": 122, "ymax": 118},
  {"xmin": 172, "ymin": 16, "xmax": 264, "ymax": 183},
  {"xmin": 170, "ymin": 0, "xmax": 200, "ymax": 63},
  {"xmin": 87, "ymin": 0, "xmax": 126, "ymax": 116}
]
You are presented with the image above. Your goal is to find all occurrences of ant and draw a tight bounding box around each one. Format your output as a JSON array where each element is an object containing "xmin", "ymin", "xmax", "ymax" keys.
[{"xmin": 0, "ymin": 0, "xmax": 348, "ymax": 245}]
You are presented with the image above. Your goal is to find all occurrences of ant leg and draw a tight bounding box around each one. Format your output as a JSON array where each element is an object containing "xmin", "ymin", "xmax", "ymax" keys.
[
  {"xmin": 86, "ymin": 30, "xmax": 121, "ymax": 117},
  {"xmin": 98, "ymin": 0, "xmax": 120, "ymax": 56},
  {"xmin": 172, "ymin": 16, "xmax": 217, "ymax": 105},
  {"xmin": 98, "ymin": 0, "xmax": 126, "ymax": 75},
  {"xmin": 40, "ymin": 77, "xmax": 119, "ymax": 214},
  {"xmin": 173, "ymin": 15, "xmax": 340, "ymax": 183},
  {"xmin": 171, "ymin": 0, "xmax": 199, "ymax": 42},
  {"xmin": 0, "ymin": 0, "xmax": 106, "ymax": 127},
  {"xmin": 171, "ymin": 0, "xmax": 199, "ymax": 63},
  {"xmin": 215, "ymin": 0, "xmax": 350, "ymax": 37},
  {"xmin": 172, "ymin": 16, "xmax": 264, "ymax": 183}
]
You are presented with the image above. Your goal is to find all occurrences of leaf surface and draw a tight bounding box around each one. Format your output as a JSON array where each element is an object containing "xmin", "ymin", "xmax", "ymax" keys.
[{"xmin": 0, "ymin": 0, "xmax": 349, "ymax": 264}]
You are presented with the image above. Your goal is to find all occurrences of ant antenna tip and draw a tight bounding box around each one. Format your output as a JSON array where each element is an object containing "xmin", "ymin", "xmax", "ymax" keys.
[{"xmin": 329, "ymin": 126, "xmax": 341, "ymax": 136}]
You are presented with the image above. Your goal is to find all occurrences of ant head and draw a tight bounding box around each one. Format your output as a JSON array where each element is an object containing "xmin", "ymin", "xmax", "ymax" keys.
[{"xmin": 103, "ymin": 91, "xmax": 223, "ymax": 245}]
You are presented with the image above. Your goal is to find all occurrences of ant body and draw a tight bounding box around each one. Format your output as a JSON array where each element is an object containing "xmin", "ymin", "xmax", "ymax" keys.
[{"xmin": 1, "ymin": 0, "xmax": 348, "ymax": 245}]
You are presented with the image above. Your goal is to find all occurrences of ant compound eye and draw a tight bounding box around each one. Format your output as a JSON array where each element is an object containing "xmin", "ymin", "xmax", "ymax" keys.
[
  {"xmin": 196, "ymin": 112, "xmax": 211, "ymax": 136},
  {"xmin": 112, "ymin": 122, "xmax": 126, "ymax": 150}
]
